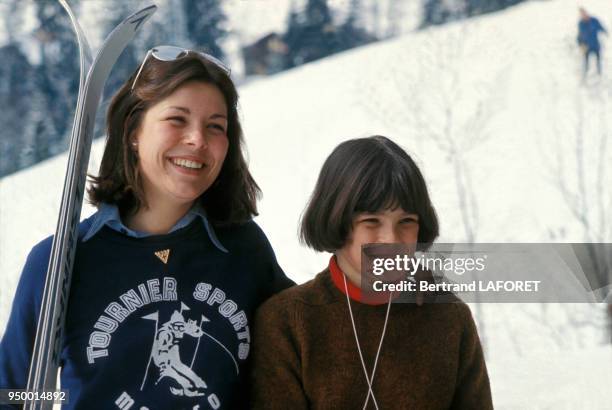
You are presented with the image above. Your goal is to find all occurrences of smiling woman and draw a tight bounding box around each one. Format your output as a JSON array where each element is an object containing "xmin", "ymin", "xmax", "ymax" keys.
[
  {"xmin": 89, "ymin": 48, "xmax": 257, "ymax": 227},
  {"xmin": 125, "ymin": 81, "xmax": 230, "ymax": 234},
  {"xmin": 0, "ymin": 47, "xmax": 293, "ymax": 409}
]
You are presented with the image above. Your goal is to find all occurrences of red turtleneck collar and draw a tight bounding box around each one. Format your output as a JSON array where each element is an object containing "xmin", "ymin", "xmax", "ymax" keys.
[{"xmin": 329, "ymin": 256, "xmax": 396, "ymax": 305}]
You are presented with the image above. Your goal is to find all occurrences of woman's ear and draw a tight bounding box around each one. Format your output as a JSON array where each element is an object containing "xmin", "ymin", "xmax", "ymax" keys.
[
  {"xmin": 129, "ymin": 130, "xmax": 139, "ymax": 153},
  {"xmin": 128, "ymin": 136, "xmax": 139, "ymax": 160}
]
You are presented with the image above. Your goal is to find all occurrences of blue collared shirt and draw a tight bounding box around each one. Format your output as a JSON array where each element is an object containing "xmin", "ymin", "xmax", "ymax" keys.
[{"xmin": 82, "ymin": 203, "xmax": 228, "ymax": 253}]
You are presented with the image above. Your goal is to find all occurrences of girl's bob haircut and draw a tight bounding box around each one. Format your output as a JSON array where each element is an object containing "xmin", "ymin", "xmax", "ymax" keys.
[
  {"xmin": 88, "ymin": 54, "xmax": 259, "ymax": 225},
  {"xmin": 300, "ymin": 135, "xmax": 439, "ymax": 252}
]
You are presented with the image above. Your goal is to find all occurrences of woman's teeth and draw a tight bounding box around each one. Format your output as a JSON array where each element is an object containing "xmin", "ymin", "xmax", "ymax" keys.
[{"xmin": 171, "ymin": 158, "xmax": 203, "ymax": 169}]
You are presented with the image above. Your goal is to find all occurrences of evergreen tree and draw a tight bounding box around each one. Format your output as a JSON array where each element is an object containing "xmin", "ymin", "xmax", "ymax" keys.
[
  {"xmin": 0, "ymin": 44, "xmax": 35, "ymax": 176},
  {"xmin": 182, "ymin": 0, "xmax": 227, "ymax": 59},
  {"xmin": 465, "ymin": 0, "xmax": 525, "ymax": 16},
  {"xmin": 283, "ymin": 0, "xmax": 338, "ymax": 68},
  {"xmin": 0, "ymin": 0, "xmax": 79, "ymax": 176},
  {"xmin": 422, "ymin": 0, "xmax": 527, "ymax": 27},
  {"xmin": 421, "ymin": 0, "xmax": 466, "ymax": 27},
  {"xmin": 34, "ymin": 0, "xmax": 80, "ymax": 156},
  {"xmin": 283, "ymin": 7, "xmax": 304, "ymax": 68},
  {"xmin": 337, "ymin": 0, "xmax": 375, "ymax": 51},
  {"xmin": 1, "ymin": 0, "xmax": 27, "ymax": 176},
  {"xmin": 282, "ymin": 0, "xmax": 375, "ymax": 69}
]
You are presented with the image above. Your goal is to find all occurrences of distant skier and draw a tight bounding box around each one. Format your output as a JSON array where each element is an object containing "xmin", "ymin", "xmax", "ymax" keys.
[{"xmin": 577, "ymin": 7, "xmax": 608, "ymax": 78}]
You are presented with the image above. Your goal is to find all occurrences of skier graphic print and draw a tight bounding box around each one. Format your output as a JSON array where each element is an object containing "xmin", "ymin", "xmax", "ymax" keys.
[
  {"xmin": 81, "ymin": 275, "xmax": 251, "ymax": 410},
  {"xmin": 145, "ymin": 306, "xmax": 208, "ymax": 397}
]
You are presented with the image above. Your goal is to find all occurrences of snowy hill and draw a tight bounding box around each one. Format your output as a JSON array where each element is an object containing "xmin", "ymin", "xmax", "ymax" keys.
[{"xmin": 1, "ymin": 0, "xmax": 611, "ymax": 407}]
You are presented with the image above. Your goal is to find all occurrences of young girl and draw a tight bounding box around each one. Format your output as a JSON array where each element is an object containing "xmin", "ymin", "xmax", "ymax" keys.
[
  {"xmin": 0, "ymin": 47, "xmax": 292, "ymax": 409},
  {"xmin": 250, "ymin": 136, "xmax": 492, "ymax": 409}
]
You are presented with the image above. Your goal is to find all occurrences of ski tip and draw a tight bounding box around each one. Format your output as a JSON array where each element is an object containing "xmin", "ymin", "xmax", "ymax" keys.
[
  {"xmin": 127, "ymin": 5, "xmax": 158, "ymax": 33},
  {"xmin": 135, "ymin": 4, "xmax": 158, "ymax": 16}
]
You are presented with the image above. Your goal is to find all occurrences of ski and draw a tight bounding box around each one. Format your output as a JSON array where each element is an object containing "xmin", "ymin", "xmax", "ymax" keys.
[{"xmin": 25, "ymin": 2, "xmax": 156, "ymax": 408}]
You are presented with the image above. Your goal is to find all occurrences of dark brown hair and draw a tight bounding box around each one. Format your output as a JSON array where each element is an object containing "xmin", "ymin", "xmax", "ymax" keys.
[
  {"xmin": 88, "ymin": 53, "xmax": 260, "ymax": 225},
  {"xmin": 300, "ymin": 135, "xmax": 439, "ymax": 252}
]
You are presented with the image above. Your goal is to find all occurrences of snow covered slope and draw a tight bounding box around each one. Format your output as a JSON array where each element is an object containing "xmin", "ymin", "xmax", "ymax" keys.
[{"xmin": 1, "ymin": 0, "xmax": 611, "ymax": 407}]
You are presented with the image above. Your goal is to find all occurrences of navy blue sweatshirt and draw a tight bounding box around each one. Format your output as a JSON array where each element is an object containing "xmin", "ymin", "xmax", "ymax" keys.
[{"xmin": 0, "ymin": 215, "xmax": 293, "ymax": 409}]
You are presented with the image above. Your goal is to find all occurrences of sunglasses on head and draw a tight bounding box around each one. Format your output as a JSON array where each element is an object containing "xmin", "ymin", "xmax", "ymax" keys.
[{"xmin": 131, "ymin": 45, "xmax": 231, "ymax": 91}]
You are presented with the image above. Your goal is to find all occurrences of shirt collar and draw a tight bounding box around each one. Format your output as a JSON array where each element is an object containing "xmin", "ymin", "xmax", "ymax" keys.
[{"xmin": 82, "ymin": 203, "xmax": 228, "ymax": 253}]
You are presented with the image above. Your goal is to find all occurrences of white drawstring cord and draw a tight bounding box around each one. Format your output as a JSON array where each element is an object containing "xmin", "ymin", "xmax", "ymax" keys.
[{"xmin": 343, "ymin": 273, "xmax": 393, "ymax": 410}]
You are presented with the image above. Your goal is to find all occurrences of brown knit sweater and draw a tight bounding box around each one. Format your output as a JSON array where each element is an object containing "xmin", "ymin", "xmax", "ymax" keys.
[{"xmin": 250, "ymin": 268, "xmax": 493, "ymax": 410}]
